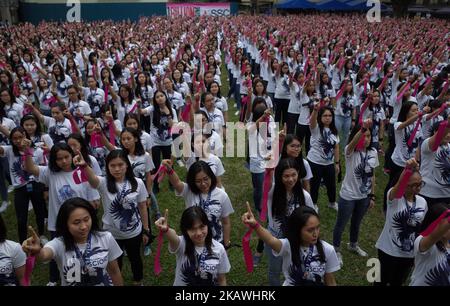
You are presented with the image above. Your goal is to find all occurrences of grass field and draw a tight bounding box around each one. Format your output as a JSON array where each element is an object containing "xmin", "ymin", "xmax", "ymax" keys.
[{"xmin": 2, "ymin": 60, "xmax": 389, "ymax": 286}]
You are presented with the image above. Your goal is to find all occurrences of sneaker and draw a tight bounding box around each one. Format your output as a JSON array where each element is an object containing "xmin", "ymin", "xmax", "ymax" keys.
[
  {"xmin": 347, "ymin": 243, "xmax": 368, "ymax": 257},
  {"xmin": 234, "ymin": 110, "xmax": 240, "ymax": 116},
  {"xmin": 46, "ymin": 282, "xmax": 57, "ymax": 286},
  {"xmin": 7, "ymin": 185, "xmax": 14, "ymax": 193},
  {"xmin": 253, "ymin": 254, "xmax": 262, "ymax": 267},
  {"xmin": 177, "ymin": 159, "xmax": 184, "ymax": 167},
  {"xmin": 328, "ymin": 202, "xmax": 338, "ymax": 211},
  {"xmin": 40, "ymin": 235, "xmax": 49, "ymax": 246},
  {"xmin": 28, "ymin": 201, "xmax": 33, "ymax": 211},
  {"xmin": 336, "ymin": 251, "xmax": 343, "ymax": 267},
  {"xmin": 144, "ymin": 246, "xmax": 152, "ymax": 256},
  {"xmin": 0, "ymin": 201, "xmax": 8, "ymax": 213},
  {"xmin": 313, "ymin": 204, "xmax": 319, "ymax": 213}
]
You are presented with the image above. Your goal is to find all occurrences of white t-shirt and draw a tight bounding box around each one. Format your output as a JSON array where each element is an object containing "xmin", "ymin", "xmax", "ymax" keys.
[
  {"xmin": 297, "ymin": 92, "xmax": 315, "ymax": 126},
  {"xmin": 335, "ymin": 95, "xmax": 355, "ymax": 118},
  {"xmin": 113, "ymin": 98, "xmax": 139, "ymax": 125},
  {"xmin": 45, "ymin": 231, "xmax": 122, "ymax": 286},
  {"xmin": 208, "ymin": 131, "xmax": 224, "ymax": 157},
  {"xmin": 392, "ymin": 121, "xmax": 422, "ymax": 168},
  {"xmin": 88, "ymin": 154, "xmax": 102, "ymax": 176},
  {"xmin": 54, "ymin": 75, "xmax": 73, "ymax": 103},
  {"xmin": 200, "ymin": 107, "xmax": 224, "ymax": 134},
  {"xmin": 273, "ymin": 239, "xmax": 340, "ymax": 286},
  {"xmin": 37, "ymin": 166, "xmax": 100, "ymax": 231},
  {"xmin": 419, "ymin": 139, "xmax": 450, "ymax": 199},
  {"xmin": 288, "ymin": 83, "xmax": 302, "ymax": 114},
  {"xmin": 128, "ymin": 152, "xmax": 154, "ymax": 182},
  {"xmin": 137, "ymin": 85, "xmax": 154, "ymax": 109},
  {"xmin": 175, "ymin": 183, "xmax": 234, "ymax": 243},
  {"xmin": 214, "ymin": 96, "xmax": 228, "ymax": 113},
  {"xmin": 144, "ymin": 105, "xmax": 178, "ymax": 147},
  {"xmin": 0, "ymin": 118, "xmax": 15, "ymax": 146},
  {"xmin": 247, "ymin": 118, "xmax": 277, "ymax": 173},
  {"xmin": 362, "ymin": 106, "xmax": 386, "ymax": 143},
  {"xmin": 185, "ymin": 154, "xmax": 225, "ymax": 178},
  {"xmin": 97, "ymin": 177, "xmax": 147, "ymax": 240},
  {"xmin": 340, "ymin": 147, "xmax": 379, "ymax": 200},
  {"xmin": 410, "ymin": 235, "xmax": 450, "ymax": 286},
  {"xmin": 303, "ymin": 159, "xmax": 313, "ymax": 181},
  {"xmin": 1, "ymin": 146, "xmax": 44, "ymax": 188},
  {"xmin": 267, "ymin": 187, "xmax": 315, "ymax": 238},
  {"xmin": 307, "ymin": 125, "xmax": 339, "ymax": 165},
  {"xmin": 140, "ymin": 132, "xmax": 153, "ymax": 152},
  {"xmin": 274, "ymin": 75, "xmax": 291, "ymax": 100},
  {"xmin": 170, "ymin": 236, "xmax": 231, "ymax": 286},
  {"xmin": 82, "ymin": 87, "xmax": 105, "ymax": 118},
  {"xmin": 375, "ymin": 189, "xmax": 428, "ymax": 258},
  {"xmin": 67, "ymin": 100, "xmax": 92, "ymax": 131},
  {"xmin": 166, "ymin": 90, "xmax": 184, "ymax": 111},
  {"xmin": 0, "ymin": 240, "xmax": 26, "ymax": 286},
  {"xmin": 43, "ymin": 116, "xmax": 72, "ymax": 144},
  {"xmin": 4, "ymin": 103, "xmax": 23, "ymax": 127}
]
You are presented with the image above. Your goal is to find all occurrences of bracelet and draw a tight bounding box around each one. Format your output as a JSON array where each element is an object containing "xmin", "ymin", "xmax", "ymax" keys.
[{"xmin": 250, "ymin": 223, "xmax": 260, "ymax": 230}]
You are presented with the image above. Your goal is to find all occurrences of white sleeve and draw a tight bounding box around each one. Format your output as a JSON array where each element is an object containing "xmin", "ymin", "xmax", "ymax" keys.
[
  {"xmin": 145, "ymin": 153, "xmax": 154, "ymax": 172},
  {"xmin": 303, "ymin": 190, "xmax": 314, "ymax": 209},
  {"xmin": 324, "ymin": 243, "xmax": 341, "ymax": 273},
  {"xmin": 12, "ymin": 242, "xmax": 27, "ymax": 268},
  {"xmin": 137, "ymin": 180, "xmax": 148, "ymax": 203},
  {"xmin": 219, "ymin": 191, "xmax": 234, "ymax": 218},
  {"xmin": 106, "ymin": 232, "xmax": 123, "ymax": 261},
  {"xmin": 303, "ymin": 159, "xmax": 313, "ymax": 180},
  {"xmin": 169, "ymin": 235, "xmax": 185, "ymax": 255},
  {"xmin": 37, "ymin": 166, "xmax": 50, "ymax": 185},
  {"xmin": 218, "ymin": 244, "xmax": 231, "ymax": 274},
  {"xmin": 43, "ymin": 116, "xmax": 53, "ymax": 128},
  {"xmin": 272, "ymin": 238, "xmax": 289, "ymax": 258},
  {"xmin": 215, "ymin": 158, "xmax": 225, "ymax": 176},
  {"xmin": 174, "ymin": 182, "xmax": 189, "ymax": 198}
]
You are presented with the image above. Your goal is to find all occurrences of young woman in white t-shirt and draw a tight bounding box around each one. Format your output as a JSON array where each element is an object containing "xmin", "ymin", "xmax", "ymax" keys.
[
  {"xmin": 22, "ymin": 197, "xmax": 123, "ymax": 286},
  {"xmin": 383, "ymin": 101, "xmax": 423, "ymax": 212},
  {"xmin": 242, "ymin": 204, "xmax": 340, "ymax": 286},
  {"xmin": 307, "ymin": 104, "xmax": 340, "ymax": 212},
  {"xmin": 273, "ymin": 62, "xmax": 291, "ymax": 125},
  {"xmin": 0, "ymin": 214, "xmax": 26, "ymax": 286},
  {"xmin": 375, "ymin": 158, "xmax": 428, "ymax": 286},
  {"xmin": 332, "ymin": 121, "xmax": 379, "ymax": 266},
  {"xmin": 418, "ymin": 116, "xmax": 450, "ymax": 206},
  {"xmin": 0, "ymin": 87, "xmax": 23, "ymax": 127},
  {"xmin": 74, "ymin": 149, "xmax": 150, "ymax": 286},
  {"xmin": 154, "ymin": 206, "xmax": 231, "ymax": 286},
  {"xmin": 334, "ymin": 79, "xmax": 356, "ymax": 149},
  {"xmin": 24, "ymin": 142, "xmax": 100, "ymax": 285},
  {"xmin": 264, "ymin": 158, "xmax": 315, "ymax": 285},
  {"xmin": 410, "ymin": 202, "xmax": 450, "ymax": 286},
  {"xmin": 162, "ymin": 159, "xmax": 234, "ymax": 247}
]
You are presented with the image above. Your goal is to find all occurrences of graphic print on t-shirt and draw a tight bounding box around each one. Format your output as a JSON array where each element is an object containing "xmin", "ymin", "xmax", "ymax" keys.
[
  {"xmin": 391, "ymin": 202, "xmax": 425, "ymax": 252},
  {"xmin": 424, "ymin": 250, "xmax": 450, "ymax": 286},
  {"xmin": 197, "ymin": 194, "xmax": 223, "ymax": 242},
  {"xmin": 287, "ymin": 252, "xmax": 324, "ymax": 286},
  {"xmin": 62, "ymin": 246, "xmax": 112, "ymax": 286},
  {"xmin": 434, "ymin": 147, "xmax": 450, "ymax": 187},
  {"xmin": 109, "ymin": 184, "xmax": 140, "ymax": 232},
  {"xmin": 157, "ymin": 116, "xmax": 170, "ymax": 141},
  {"xmin": 12, "ymin": 159, "xmax": 30, "ymax": 184},
  {"xmin": 318, "ymin": 129, "xmax": 336, "ymax": 161},
  {"xmin": 180, "ymin": 248, "xmax": 220, "ymax": 286},
  {"xmin": 57, "ymin": 185, "xmax": 76, "ymax": 204},
  {"xmin": 402, "ymin": 127, "xmax": 421, "ymax": 160},
  {"xmin": 0, "ymin": 254, "xmax": 15, "ymax": 285},
  {"xmin": 48, "ymin": 124, "xmax": 70, "ymax": 143},
  {"xmin": 354, "ymin": 152, "xmax": 375, "ymax": 194}
]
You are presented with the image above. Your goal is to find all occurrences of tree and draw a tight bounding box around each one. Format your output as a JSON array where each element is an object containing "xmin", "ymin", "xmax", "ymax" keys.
[{"xmin": 391, "ymin": 0, "xmax": 415, "ymax": 17}]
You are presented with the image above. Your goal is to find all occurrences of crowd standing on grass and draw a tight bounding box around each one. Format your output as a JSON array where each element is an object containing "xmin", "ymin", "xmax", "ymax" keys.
[{"xmin": 0, "ymin": 13, "xmax": 449, "ymax": 286}]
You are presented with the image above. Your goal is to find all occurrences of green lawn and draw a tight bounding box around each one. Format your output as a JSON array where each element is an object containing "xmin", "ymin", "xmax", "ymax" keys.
[{"xmin": 2, "ymin": 60, "xmax": 389, "ymax": 286}]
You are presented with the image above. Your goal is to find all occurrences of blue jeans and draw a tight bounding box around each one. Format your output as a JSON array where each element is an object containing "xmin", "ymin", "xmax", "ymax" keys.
[
  {"xmin": 251, "ymin": 172, "xmax": 264, "ymax": 213},
  {"xmin": 265, "ymin": 240, "xmax": 283, "ymax": 286},
  {"xmin": 332, "ymin": 196, "xmax": 370, "ymax": 248},
  {"xmin": 334, "ymin": 115, "xmax": 352, "ymax": 148}
]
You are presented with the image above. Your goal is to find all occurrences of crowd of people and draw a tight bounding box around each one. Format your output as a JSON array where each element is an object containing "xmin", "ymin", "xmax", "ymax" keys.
[{"xmin": 0, "ymin": 13, "xmax": 449, "ymax": 286}]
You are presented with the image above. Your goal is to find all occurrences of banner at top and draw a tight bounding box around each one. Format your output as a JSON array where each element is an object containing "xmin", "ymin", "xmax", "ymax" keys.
[{"xmin": 166, "ymin": 3, "xmax": 231, "ymax": 17}]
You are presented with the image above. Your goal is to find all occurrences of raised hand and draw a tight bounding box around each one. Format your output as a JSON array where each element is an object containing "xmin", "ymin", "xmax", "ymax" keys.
[
  {"xmin": 405, "ymin": 158, "xmax": 419, "ymax": 170},
  {"xmin": 73, "ymin": 149, "xmax": 87, "ymax": 168},
  {"xmin": 241, "ymin": 202, "xmax": 258, "ymax": 227},
  {"xmin": 22, "ymin": 226, "xmax": 41, "ymax": 256},
  {"xmin": 154, "ymin": 209, "xmax": 169, "ymax": 233}
]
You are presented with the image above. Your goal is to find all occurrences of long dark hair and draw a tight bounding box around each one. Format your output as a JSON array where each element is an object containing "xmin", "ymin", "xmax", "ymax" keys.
[
  {"xmin": 317, "ymin": 106, "xmax": 338, "ymax": 136},
  {"xmin": 68, "ymin": 133, "xmax": 93, "ymax": 167},
  {"xmin": 9, "ymin": 127, "xmax": 26, "ymax": 156},
  {"xmin": 186, "ymin": 161, "xmax": 217, "ymax": 194},
  {"xmin": 152, "ymin": 90, "xmax": 174, "ymax": 129},
  {"xmin": 398, "ymin": 101, "xmax": 418, "ymax": 123},
  {"xmin": 287, "ymin": 206, "xmax": 325, "ymax": 267},
  {"xmin": 273, "ymin": 158, "xmax": 306, "ymax": 220},
  {"xmin": 20, "ymin": 114, "xmax": 43, "ymax": 138},
  {"xmin": 120, "ymin": 127, "xmax": 145, "ymax": 156},
  {"xmin": 48, "ymin": 143, "xmax": 75, "ymax": 172},
  {"xmin": 105, "ymin": 149, "xmax": 137, "ymax": 194},
  {"xmin": 55, "ymin": 197, "xmax": 101, "ymax": 251},
  {"xmin": 124, "ymin": 113, "xmax": 143, "ymax": 135},
  {"xmin": 180, "ymin": 206, "xmax": 213, "ymax": 263},
  {"xmin": 280, "ymin": 134, "xmax": 307, "ymax": 179},
  {"xmin": 419, "ymin": 202, "xmax": 450, "ymax": 253},
  {"xmin": 118, "ymin": 84, "xmax": 134, "ymax": 107},
  {"xmin": 347, "ymin": 124, "xmax": 373, "ymax": 149}
]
